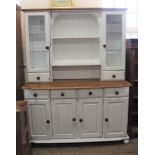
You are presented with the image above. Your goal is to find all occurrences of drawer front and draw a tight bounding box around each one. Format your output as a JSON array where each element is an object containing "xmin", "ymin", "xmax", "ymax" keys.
[
  {"xmin": 51, "ymin": 90, "xmax": 76, "ymax": 99},
  {"xmin": 27, "ymin": 73, "xmax": 50, "ymax": 82},
  {"xmin": 101, "ymin": 71, "xmax": 125, "ymax": 80},
  {"xmin": 104, "ymin": 87, "xmax": 129, "ymax": 97},
  {"xmin": 24, "ymin": 90, "xmax": 50, "ymax": 99},
  {"xmin": 78, "ymin": 89, "xmax": 103, "ymax": 98}
]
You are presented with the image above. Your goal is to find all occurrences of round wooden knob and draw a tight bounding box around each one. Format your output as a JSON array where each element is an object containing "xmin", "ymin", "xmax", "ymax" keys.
[
  {"xmin": 105, "ymin": 118, "xmax": 109, "ymax": 122},
  {"xmin": 79, "ymin": 119, "xmax": 83, "ymax": 122},
  {"xmin": 115, "ymin": 91, "xmax": 119, "ymax": 95},
  {"xmin": 45, "ymin": 46, "xmax": 50, "ymax": 50},
  {"xmin": 33, "ymin": 93, "xmax": 38, "ymax": 97},
  {"xmin": 72, "ymin": 118, "xmax": 76, "ymax": 122},
  {"xmin": 36, "ymin": 76, "xmax": 40, "ymax": 80},
  {"xmin": 88, "ymin": 91, "xmax": 93, "ymax": 96},
  {"xmin": 61, "ymin": 92, "xmax": 64, "ymax": 96},
  {"xmin": 46, "ymin": 120, "xmax": 50, "ymax": 124},
  {"xmin": 112, "ymin": 74, "xmax": 116, "ymax": 78},
  {"xmin": 103, "ymin": 44, "xmax": 106, "ymax": 48}
]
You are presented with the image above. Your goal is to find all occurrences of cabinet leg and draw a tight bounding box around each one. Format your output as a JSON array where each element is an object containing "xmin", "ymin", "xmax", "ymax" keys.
[{"xmin": 123, "ymin": 138, "xmax": 130, "ymax": 144}]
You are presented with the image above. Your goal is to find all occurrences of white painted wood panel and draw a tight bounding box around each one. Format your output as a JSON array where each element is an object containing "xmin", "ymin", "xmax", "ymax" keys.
[
  {"xmin": 78, "ymin": 89, "xmax": 103, "ymax": 98},
  {"xmin": 78, "ymin": 98, "xmax": 102, "ymax": 138},
  {"xmin": 101, "ymin": 71, "xmax": 125, "ymax": 80},
  {"xmin": 51, "ymin": 90, "xmax": 76, "ymax": 99},
  {"xmin": 24, "ymin": 90, "xmax": 50, "ymax": 99},
  {"xmin": 27, "ymin": 100, "xmax": 52, "ymax": 140},
  {"xmin": 52, "ymin": 99, "xmax": 77, "ymax": 139},
  {"xmin": 104, "ymin": 87, "xmax": 129, "ymax": 97},
  {"xmin": 27, "ymin": 73, "xmax": 50, "ymax": 82},
  {"xmin": 104, "ymin": 97, "xmax": 128, "ymax": 138}
]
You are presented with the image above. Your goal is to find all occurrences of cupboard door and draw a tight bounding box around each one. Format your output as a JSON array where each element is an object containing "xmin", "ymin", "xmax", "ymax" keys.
[
  {"xmin": 25, "ymin": 12, "xmax": 51, "ymax": 72},
  {"xmin": 101, "ymin": 12, "xmax": 126, "ymax": 70},
  {"xmin": 27, "ymin": 100, "xmax": 52, "ymax": 140},
  {"xmin": 78, "ymin": 98, "xmax": 102, "ymax": 138},
  {"xmin": 52, "ymin": 99, "xmax": 77, "ymax": 139},
  {"xmin": 104, "ymin": 98, "xmax": 128, "ymax": 138}
]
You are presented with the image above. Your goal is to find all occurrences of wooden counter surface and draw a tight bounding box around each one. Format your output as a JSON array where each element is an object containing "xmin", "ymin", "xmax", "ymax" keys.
[
  {"xmin": 16, "ymin": 101, "xmax": 27, "ymax": 113},
  {"xmin": 22, "ymin": 80, "xmax": 131, "ymax": 90}
]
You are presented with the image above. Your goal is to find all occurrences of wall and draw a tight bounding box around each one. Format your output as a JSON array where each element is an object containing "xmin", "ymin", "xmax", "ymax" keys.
[
  {"xmin": 20, "ymin": 0, "xmax": 103, "ymax": 9},
  {"xmin": 16, "ymin": 5, "xmax": 25, "ymax": 100}
]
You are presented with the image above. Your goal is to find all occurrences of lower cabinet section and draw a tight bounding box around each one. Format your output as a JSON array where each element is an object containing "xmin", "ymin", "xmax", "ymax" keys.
[
  {"xmin": 104, "ymin": 97, "xmax": 128, "ymax": 138},
  {"xmin": 27, "ymin": 100, "xmax": 52, "ymax": 140},
  {"xmin": 26, "ymin": 88, "xmax": 129, "ymax": 143}
]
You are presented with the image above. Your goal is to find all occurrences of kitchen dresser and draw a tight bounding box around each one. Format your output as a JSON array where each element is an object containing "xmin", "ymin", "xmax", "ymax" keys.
[{"xmin": 22, "ymin": 8, "xmax": 131, "ymax": 144}]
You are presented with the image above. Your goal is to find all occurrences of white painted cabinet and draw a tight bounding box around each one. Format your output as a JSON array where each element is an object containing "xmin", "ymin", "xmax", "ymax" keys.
[
  {"xmin": 78, "ymin": 98, "xmax": 102, "ymax": 138},
  {"xmin": 104, "ymin": 98, "xmax": 128, "ymax": 138},
  {"xmin": 25, "ymin": 12, "xmax": 51, "ymax": 81},
  {"xmin": 52, "ymin": 99, "xmax": 77, "ymax": 139},
  {"xmin": 27, "ymin": 100, "xmax": 52, "ymax": 140}
]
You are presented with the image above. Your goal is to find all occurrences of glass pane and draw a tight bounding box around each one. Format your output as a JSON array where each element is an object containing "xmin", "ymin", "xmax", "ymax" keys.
[
  {"xmin": 106, "ymin": 15, "xmax": 122, "ymax": 67},
  {"xmin": 30, "ymin": 51, "xmax": 49, "ymax": 69}
]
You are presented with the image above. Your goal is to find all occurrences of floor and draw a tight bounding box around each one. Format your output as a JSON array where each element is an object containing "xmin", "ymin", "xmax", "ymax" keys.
[{"xmin": 32, "ymin": 138, "xmax": 138, "ymax": 155}]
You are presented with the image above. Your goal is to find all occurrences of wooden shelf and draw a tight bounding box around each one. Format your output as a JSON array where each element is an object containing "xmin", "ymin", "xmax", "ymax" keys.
[{"xmin": 22, "ymin": 80, "xmax": 131, "ymax": 90}]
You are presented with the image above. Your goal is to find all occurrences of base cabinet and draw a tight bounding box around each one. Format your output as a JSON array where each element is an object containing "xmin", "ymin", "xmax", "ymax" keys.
[
  {"xmin": 27, "ymin": 100, "xmax": 52, "ymax": 140},
  {"xmin": 104, "ymin": 98, "xmax": 128, "ymax": 138},
  {"xmin": 25, "ymin": 87, "xmax": 129, "ymax": 143}
]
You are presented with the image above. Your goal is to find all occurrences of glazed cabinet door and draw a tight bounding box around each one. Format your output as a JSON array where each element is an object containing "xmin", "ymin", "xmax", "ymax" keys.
[
  {"xmin": 52, "ymin": 99, "xmax": 77, "ymax": 139},
  {"xmin": 25, "ymin": 12, "xmax": 51, "ymax": 72},
  {"xmin": 103, "ymin": 98, "xmax": 128, "ymax": 138},
  {"xmin": 27, "ymin": 100, "xmax": 52, "ymax": 140},
  {"xmin": 101, "ymin": 12, "xmax": 126, "ymax": 71},
  {"xmin": 78, "ymin": 98, "xmax": 102, "ymax": 138}
]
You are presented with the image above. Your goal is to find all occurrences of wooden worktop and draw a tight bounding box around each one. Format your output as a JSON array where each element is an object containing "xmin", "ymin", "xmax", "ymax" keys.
[
  {"xmin": 22, "ymin": 80, "xmax": 131, "ymax": 90},
  {"xmin": 16, "ymin": 101, "xmax": 27, "ymax": 113}
]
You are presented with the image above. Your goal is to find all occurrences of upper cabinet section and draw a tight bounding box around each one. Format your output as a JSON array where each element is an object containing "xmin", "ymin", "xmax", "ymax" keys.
[
  {"xmin": 25, "ymin": 12, "xmax": 51, "ymax": 72},
  {"xmin": 101, "ymin": 11, "xmax": 126, "ymax": 71}
]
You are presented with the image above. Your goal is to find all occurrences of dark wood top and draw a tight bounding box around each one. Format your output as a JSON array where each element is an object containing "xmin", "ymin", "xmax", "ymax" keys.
[
  {"xmin": 22, "ymin": 80, "xmax": 131, "ymax": 90},
  {"xmin": 22, "ymin": 8, "xmax": 127, "ymax": 12},
  {"xmin": 16, "ymin": 101, "xmax": 27, "ymax": 113}
]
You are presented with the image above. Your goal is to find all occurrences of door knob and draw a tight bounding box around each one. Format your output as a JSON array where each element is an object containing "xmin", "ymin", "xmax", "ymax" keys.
[
  {"xmin": 36, "ymin": 76, "xmax": 40, "ymax": 80},
  {"xmin": 103, "ymin": 44, "xmax": 106, "ymax": 48},
  {"xmin": 33, "ymin": 93, "xmax": 38, "ymax": 97},
  {"xmin": 112, "ymin": 74, "xmax": 116, "ymax": 78},
  {"xmin": 105, "ymin": 118, "xmax": 109, "ymax": 122},
  {"xmin": 45, "ymin": 46, "xmax": 50, "ymax": 50},
  {"xmin": 88, "ymin": 91, "xmax": 93, "ymax": 96},
  {"xmin": 72, "ymin": 118, "xmax": 76, "ymax": 122},
  {"xmin": 115, "ymin": 91, "xmax": 119, "ymax": 95},
  {"xmin": 61, "ymin": 92, "xmax": 64, "ymax": 96},
  {"xmin": 79, "ymin": 119, "xmax": 83, "ymax": 122},
  {"xmin": 46, "ymin": 120, "xmax": 50, "ymax": 124}
]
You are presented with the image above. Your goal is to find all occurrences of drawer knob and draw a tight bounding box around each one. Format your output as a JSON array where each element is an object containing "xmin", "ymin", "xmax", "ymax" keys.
[
  {"xmin": 33, "ymin": 93, "xmax": 38, "ymax": 97},
  {"xmin": 105, "ymin": 118, "xmax": 109, "ymax": 122},
  {"xmin": 45, "ymin": 46, "xmax": 50, "ymax": 50},
  {"xmin": 115, "ymin": 91, "xmax": 119, "ymax": 95},
  {"xmin": 46, "ymin": 120, "xmax": 50, "ymax": 124},
  {"xmin": 112, "ymin": 74, "xmax": 116, "ymax": 78},
  {"xmin": 36, "ymin": 76, "xmax": 40, "ymax": 80},
  {"xmin": 79, "ymin": 119, "xmax": 83, "ymax": 123},
  {"xmin": 88, "ymin": 91, "xmax": 93, "ymax": 96},
  {"xmin": 72, "ymin": 118, "xmax": 76, "ymax": 122},
  {"xmin": 103, "ymin": 44, "xmax": 106, "ymax": 48},
  {"xmin": 61, "ymin": 92, "xmax": 64, "ymax": 96}
]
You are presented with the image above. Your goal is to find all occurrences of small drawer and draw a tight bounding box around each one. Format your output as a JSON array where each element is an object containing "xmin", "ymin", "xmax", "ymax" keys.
[
  {"xmin": 27, "ymin": 73, "xmax": 50, "ymax": 82},
  {"xmin": 78, "ymin": 89, "xmax": 103, "ymax": 98},
  {"xmin": 24, "ymin": 90, "xmax": 50, "ymax": 99},
  {"xmin": 51, "ymin": 90, "xmax": 76, "ymax": 99},
  {"xmin": 101, "ymin": 71, "xmax": 125, "ymax": 80},
  {"xmin": 104, "ymin": 87, "xmax": 129, "ymax": 97}
]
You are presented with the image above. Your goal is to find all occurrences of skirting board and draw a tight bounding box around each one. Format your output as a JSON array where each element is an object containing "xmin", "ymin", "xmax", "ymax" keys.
[{"xmin": 30, "ymin": 136, "xmax": 129, "ymax": 143}]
